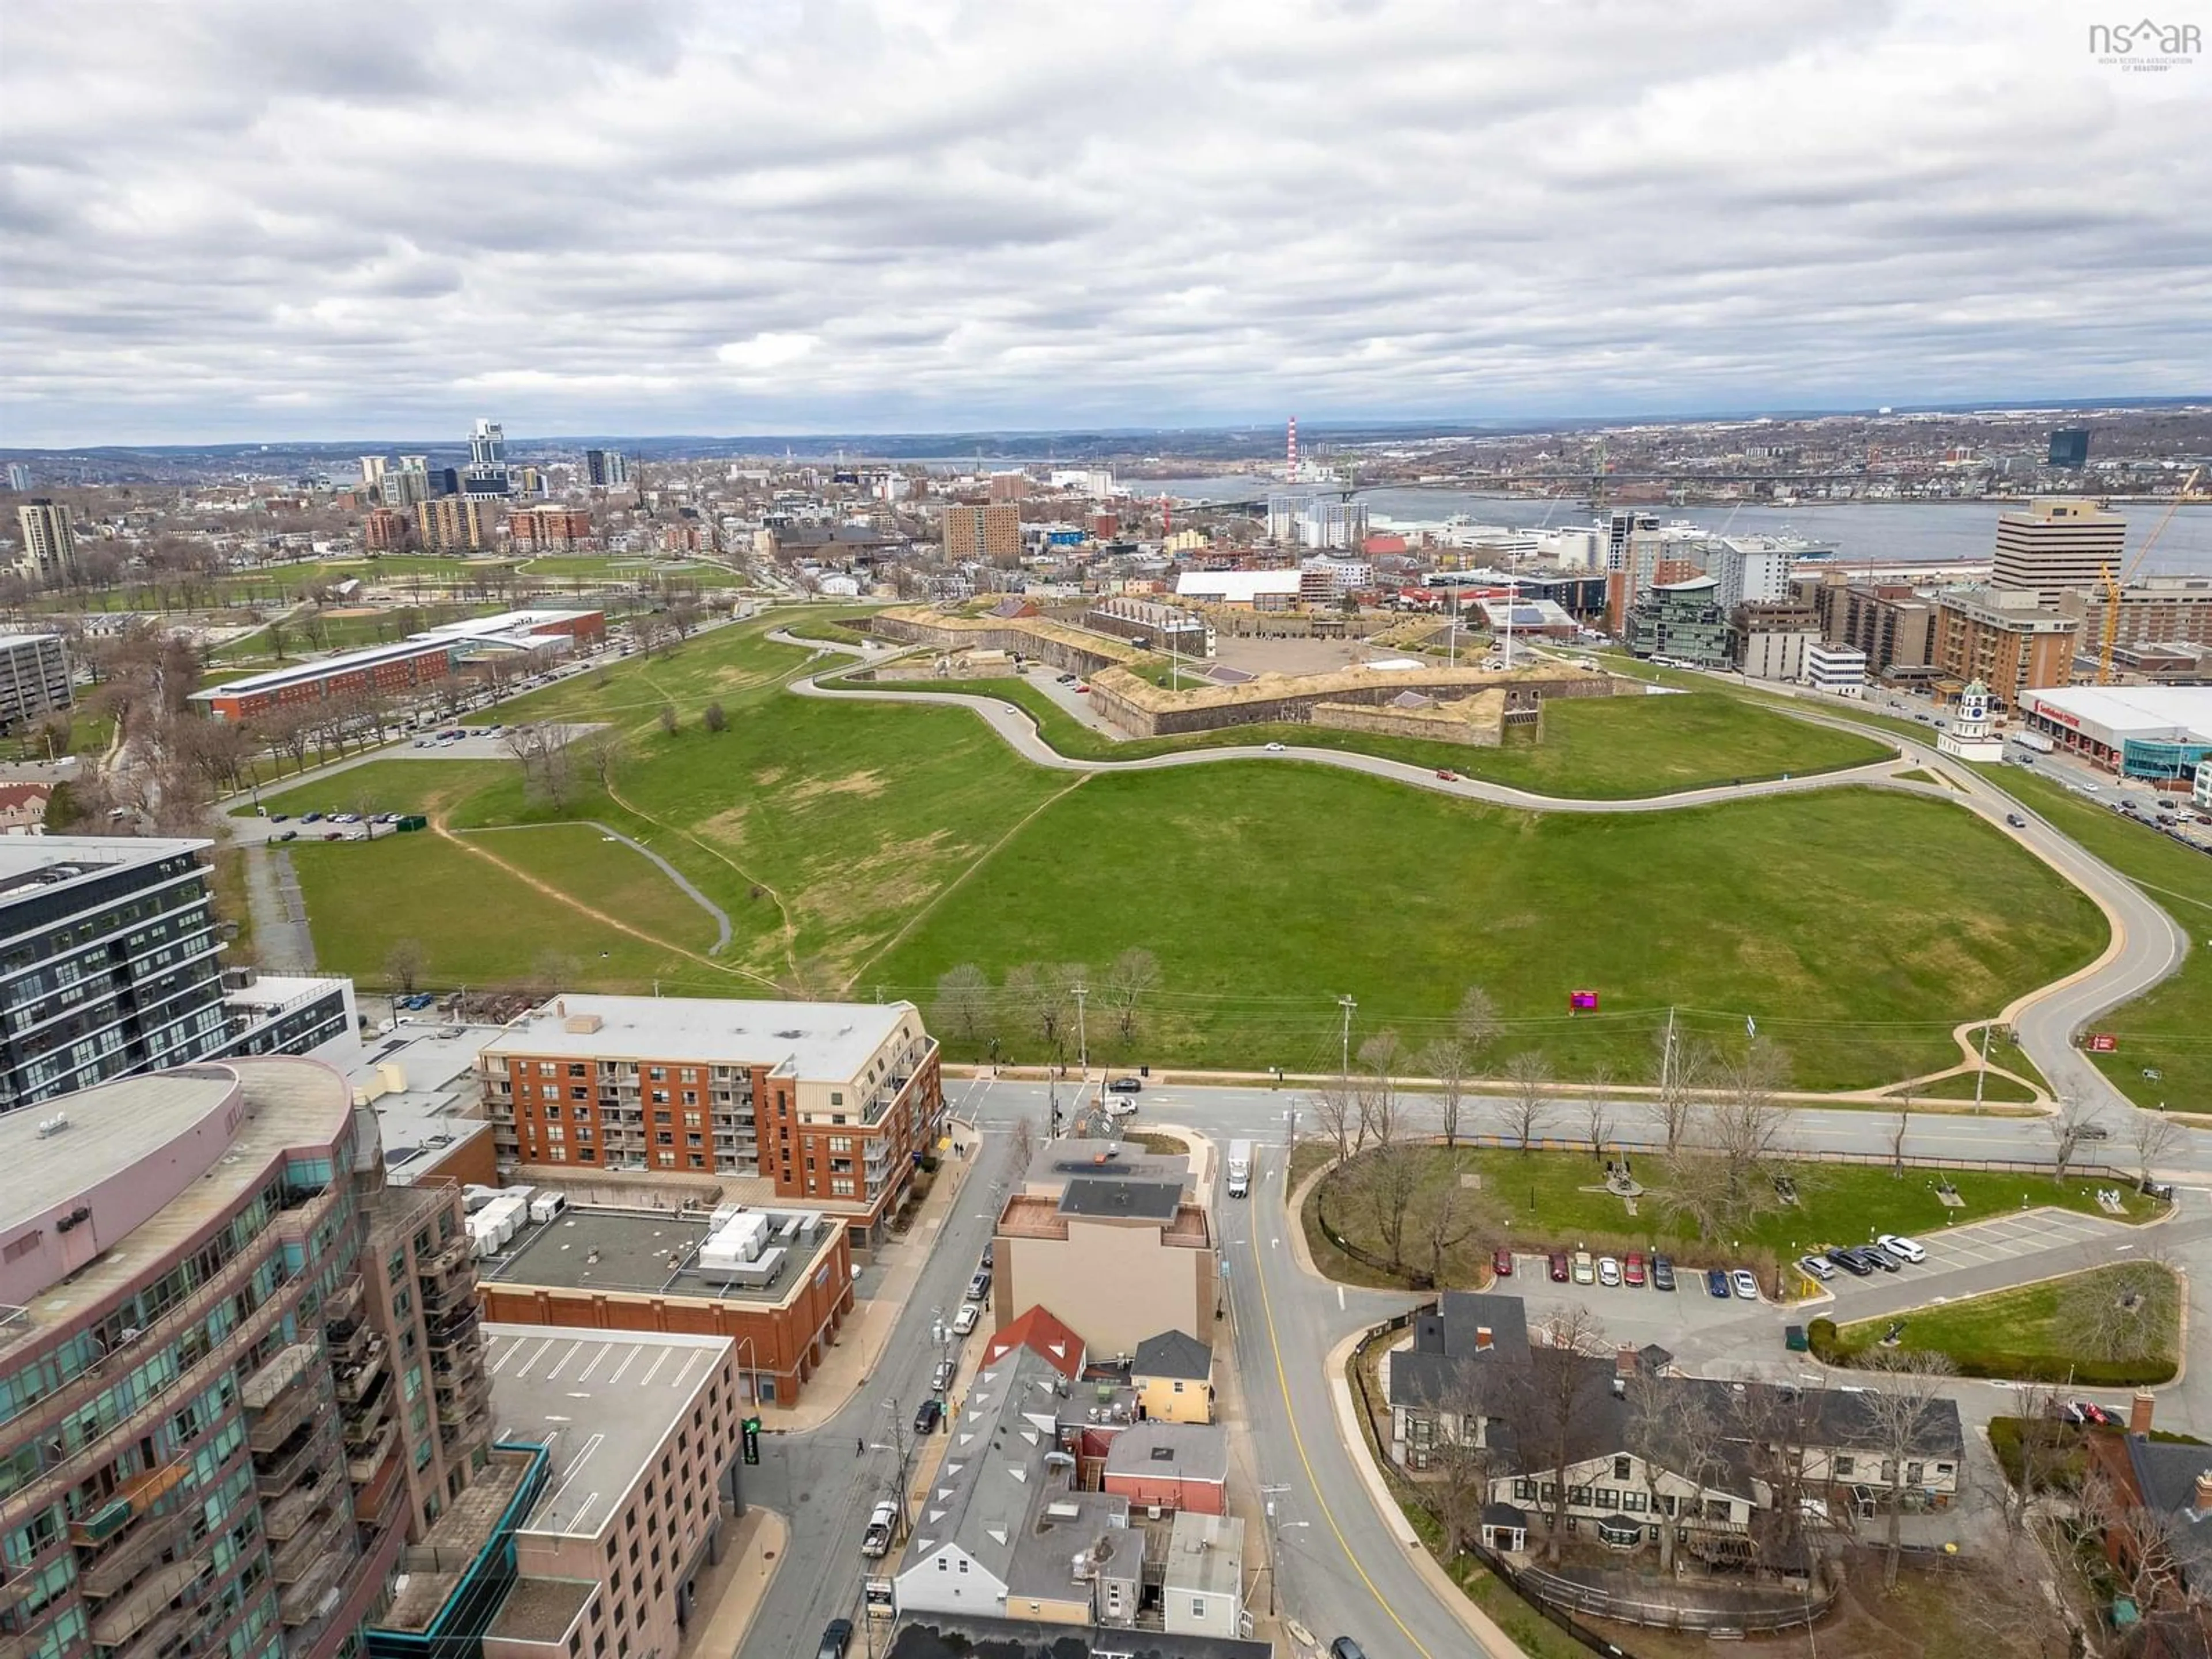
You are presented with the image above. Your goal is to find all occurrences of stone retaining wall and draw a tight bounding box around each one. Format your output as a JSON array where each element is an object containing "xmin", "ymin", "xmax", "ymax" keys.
[
  {"xmin": 1088, "ymin": 660, "xmax": 1619, "ymax": 738},
  {"xmin": 1309, "ymin": 692, "xmax": 1510, "ymax": 748},
  {"xmin": 869, "ymin": 607, "xmax": 1138, "ymax": 676}
]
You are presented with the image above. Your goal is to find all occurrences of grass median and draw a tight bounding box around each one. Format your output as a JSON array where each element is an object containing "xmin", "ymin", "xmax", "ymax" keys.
[{"xmin": 1821, "ymin": 1261, "xmax": 2181, "ymax": 1385}]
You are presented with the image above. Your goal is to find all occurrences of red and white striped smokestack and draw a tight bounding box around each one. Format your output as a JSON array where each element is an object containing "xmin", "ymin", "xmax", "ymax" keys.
[{"xmin": 1287, "ymin": 416, "xmax": 1299, "ymax": 484}]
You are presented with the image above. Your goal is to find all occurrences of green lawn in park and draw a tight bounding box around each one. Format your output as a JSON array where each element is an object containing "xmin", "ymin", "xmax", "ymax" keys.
[
  {"xmin": 872, "ymin": 770, "xmax": 2104, "ymax": 1087},
  {"xmin": 1827, "ymin": 1262, "xmax": 2180, "ymax": 1384},
  {"xmin": 245, "ymin": 618, "xmax": 2101, "ymax": 1090},
  {"xmin": 1972, "ymin": 764, "xmax": 2212, "ymax": 1112},
  {"xmin": 821, "ymin": 673, "xmax": 1893, "ymax": 799},
  {"xmin": 1301, "ymin": 1145, "xmax": 2158, "ymax": 1291}
]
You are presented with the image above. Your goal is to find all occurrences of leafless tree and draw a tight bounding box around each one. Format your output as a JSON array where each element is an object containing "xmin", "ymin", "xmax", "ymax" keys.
[
  {"xmin": 2047, "ymin": 1095, "xmax": 2103, "ymax": 1183},
  {"xmin": 1456, "ymin": 985, "xmax": 1501, "ymax": 1058},
  {"xmin": 1355, "ymin": 1031, "xmax": 1404, "ymax": 1149},
  {"xmin": 2131, "ymin": 1111, "xmax": 2184, "ymax": 1192},
  {"xmin": 1355, "ymin": 1138, "xmax": 1423, "ymax": 1275},
  {"xmin": 1950, "ymin": 1522, "xmax": 2074, "ymax": 1658},
  {"xmin": 1498, "ymin": 1051, "xmax": 1553, "ymax": 1153},
  {"xmin": 2059, "ymin": 1256, "xmax": 2179, "ymax": 1365},
  {"xmin": 1421, "ymin": 1174, "xmax": 1482, "ymax": 1289},
  {"xmin": 1888, "ymin": 1100, "xmax": 1911, "ymax": 1176},
  {"xmin": 1310, "ymin": 1080, "xmax": 1360, "ymax": 1164},
  {"xmin": 1524, "ymin": 1304, "xmax": 1609, "ymax": 1563},
  {"xmin": 2079, "ymin": 1457, "xmax": 2202, "ymax": 1624},
  {"xmin": 657, "ymin": 703, "xmax": 679, "ymax": 736},
  {"xmin": 1623, "ymin": 1367, "xmax": 1718, "ymax": 1574},
  {"xmin": 702, "ymin": 700, "xmax": 728, "ymax": 734},
  {"xmin": 1007, "ymin": 1111, "xmax": 1037, "ymax": 1172},
  {"xmin": 1429, "ymin": 1364, "xmax": 1502, "ymax": 1558},
  {"xmin": 1104, "ymin": 946, "xmax": 1160, "ymax": 1046},
  {"xmin": 1647, "ymin": 1024, "xmax": 1708, "ymax": 1156},
  {"xmin": 1661, "ymin": 1040, "xmax": 1793, "ymax": 1241},
  {"xmin": 578, "ymin": 728, "xmax": 626, "ymax": 794},
  {"xmin": 1418, "ymin": 1037, "xmax": 1471, "ymax": 1149},
  {"xmin": 933, "ymin": 964, "xmax": 993, "ymax": 1056},
  {"xmin": 1852, "ymin": 1347, "xmax": 1959, "ymax": 1590},
  {"xmin": 1582, "ymin": 1075, "xmax": 1616, "ymax": 1164},
  {"xmin": 384, "ymin": 938, "xmax": 429, "ymax": 994},
  {"xmin": 502, "ymin": 723, "xmax": 577, "ymax": 810}
]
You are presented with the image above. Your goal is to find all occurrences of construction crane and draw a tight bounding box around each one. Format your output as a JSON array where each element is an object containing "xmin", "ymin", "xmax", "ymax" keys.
[{"xmin": 2099, "ymin": 465, "xmax": 2206, "ymax": 684}]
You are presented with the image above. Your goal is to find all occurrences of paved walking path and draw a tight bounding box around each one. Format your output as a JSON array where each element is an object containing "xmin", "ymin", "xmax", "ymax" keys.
[{"xmin": 241, "ymin": 843, "xmax": 315, "ymax": 971}]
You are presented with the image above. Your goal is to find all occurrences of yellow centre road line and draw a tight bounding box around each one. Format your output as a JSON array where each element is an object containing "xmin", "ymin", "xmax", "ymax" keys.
[{"xmin": 1249, "ymin": 1162, "xmax": 1438, "ymax": 1659}]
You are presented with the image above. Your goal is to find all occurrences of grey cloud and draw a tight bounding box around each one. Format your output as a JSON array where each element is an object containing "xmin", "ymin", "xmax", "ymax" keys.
[{"xmin": 0, "ymin": 0, "xmax": 2205, "ymax": 443}]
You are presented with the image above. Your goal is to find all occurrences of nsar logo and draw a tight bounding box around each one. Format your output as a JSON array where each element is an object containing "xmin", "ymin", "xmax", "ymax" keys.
[{"xmin": 2089, "ymin": 18, "xmax": 2201, "ymax": 71}]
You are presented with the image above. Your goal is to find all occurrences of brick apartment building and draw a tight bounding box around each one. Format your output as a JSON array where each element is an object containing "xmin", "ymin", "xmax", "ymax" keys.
[
  {"xmin": 505, "ymin": 505, "xmax": 596, "ymax": 552},
  {"xmin": 363, "ymin": 507, "xmax": 409, "ymax": 551},
  {"xmin": 414, "ymin": 497, "xmax": 486, "ymax": 552},
  {"xmin": 941, "ymin": 503, "xmax": 1021, "ymax": 563},
  {"xmin": 1931, "ymin": 585, "xmax": 2081, "ymax": 707},
  {"xmin": 478, "ymin": 994, "xmax": 944, "ymax": 1256},
  {"xmin": 190, "ymin": 638, "xmax": 459, "ymax": 721}
]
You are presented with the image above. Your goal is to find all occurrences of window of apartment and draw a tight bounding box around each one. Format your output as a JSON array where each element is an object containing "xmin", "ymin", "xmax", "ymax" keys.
[
  {"xmin": 830, "ymin": 1179, "xmax": 854, "ymax": 1196},
  {"xmin": 551, "ymin": 1146, "xmax": 567, "ymax": 1162},
  {"xmin": 684, "ymin": 1112, "xmax": 702, "ymax": 1128},
  {"xmin": 830, "ymin": 1091, "xmax": 843, "ymax": 1106},
  {"xmin": 828, "ymin": 1137, "xmax": 852, "ymax": 1153},
  {"xmin": 649, "ymin": 1067, "xmax": 665, "ymax": 1081},
  {"xmin": 681, "ymin": 1091, "xmax": 696, "ymax": 1107},
  {"xmin": 547, "ymin": 1103, "xmax": 562, "ymax": 1120},
  {"xmin": 1567, "ymin": 1486, "xmax": 1592, "ymax": 1508},
  {"xmin": 1613, "ymin": 1456, "xmax": 1632, "ymax": 1482},
  {"xmin": 1832, "ymin": 1456, "xmax": 1854, "ymax": 1478},
  {"xmin": 571, "ymin": 1086, "xmax": 588, "ymax": 1101},
  {"xmin": 539, "ymin": 1062, "xmax": 555, "ymax": 1076},
  {"xmin": 652, "ymin": 1090, "xmax": 669, "ymax": 1105},
  {"xmin": 657, "ymin": 1131, "xmax": 673, "ymax": 1145},
  {"xmin": 569, "ymin": 1063, "xmax": 587, "ymax": 1078},
  {"xmin": 680, "ymin": 1069, "xmax": 697, "ymax": 1084},
  {"xmin": 1623, "ymin": 1490, "xmax": 1647, "ymax": 1513},
  {"xmin": 547, "ymin": 1124, "xmax": 565, "ymax": 1141},
  {"xmin": 658, "ymin": 1152, "xmax": 675, "ymax": 1167},
  {"xmin": 1594, "ymin": 1489, "xmax": 1619, "ymax": 1510},
  {"xmin": 688, "ymin": 1155, "xmax": 705, "ymax": 1169},
  {"xmin": 687, "ymin": 1133, "xmax": 702, "ymax": 1147}
]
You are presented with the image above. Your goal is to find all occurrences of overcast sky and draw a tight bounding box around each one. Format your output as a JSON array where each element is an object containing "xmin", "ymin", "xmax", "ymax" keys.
[{"xmin": 3, "ymin": 0, "xmax": 2207, "ymax": 446}]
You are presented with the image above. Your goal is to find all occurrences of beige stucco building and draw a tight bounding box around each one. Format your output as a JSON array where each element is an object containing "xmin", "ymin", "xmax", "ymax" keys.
[{"xmin": 991, "ymin": 1177, "xmax": 1217, "ymax": 1360}]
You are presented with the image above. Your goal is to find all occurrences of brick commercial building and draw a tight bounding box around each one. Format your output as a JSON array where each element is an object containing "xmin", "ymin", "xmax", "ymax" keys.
[
  {"xmin": 478, "ymin": 994, "xmax": 943, "ymax": 1257},
  {"xmin": 2061, "ymin": 576, "xmax": 2212, "ymax": 662},
  {"xmin": 363, "ymin": 507, "xmax": 409, "ymax": 551},
  {"xmin": 505, "ymin": 505, "xmax": 596, "ymax": 552},
  {"xmin": 188, "ymin": 638, "xmax": 459, "ymax": 722},
  {"xmin": 941, "ymin": 503, "xmax": 1021, "ymax": 563},
  {"xmin": 1932, "ymin": 585, "xmax": 2081, "ymax": 708},
  {"xmin": 475, "ymin": 1202, "xmax": 853, "ymax": 1408},
  {"xmin": 1839, "ymin": 583, "xmax": 1936, "ymax": 674}
]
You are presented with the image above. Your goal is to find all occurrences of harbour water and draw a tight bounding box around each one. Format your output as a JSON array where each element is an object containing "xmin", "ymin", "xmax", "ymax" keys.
[{"xmin": 1141, "ymin": 477, "xmax": 2212, "ymax": 579}]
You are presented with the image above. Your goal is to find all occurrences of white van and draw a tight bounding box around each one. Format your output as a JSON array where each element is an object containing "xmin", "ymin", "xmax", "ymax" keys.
[{"xmin": 1226, "ymin": 1140, "xmax": 1253, "ymax": 1200}]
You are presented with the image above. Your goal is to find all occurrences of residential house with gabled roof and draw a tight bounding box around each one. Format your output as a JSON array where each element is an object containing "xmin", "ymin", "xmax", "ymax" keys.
[{"xmin": 1132, "ymin": 1329, "xmax": 1214, "ymax": 1424}]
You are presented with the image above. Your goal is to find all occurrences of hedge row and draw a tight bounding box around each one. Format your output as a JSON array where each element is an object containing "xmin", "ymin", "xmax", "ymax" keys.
[{"xmin": 1806, "ymin": 1317, "xmax": 2177, "ymax": 1387}]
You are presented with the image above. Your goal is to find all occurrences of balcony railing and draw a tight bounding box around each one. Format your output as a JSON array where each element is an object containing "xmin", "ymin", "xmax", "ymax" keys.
[
  {"xmin": 77, "ymin": 1505, "xmax": 194, "ymax": 1601},
  {"xmin": 86, "ymin": 1556, "xmax": 206, "ymax": 1647},
  {"xmin": 247, "ymin": 1384, "xmax": 325, "ymax": 1456},
  {"xmin": 272, "ymin": 1510, "xmax": 347, "ymax": 1586},
  {"xmin": 278, "ymin": 1552, "xmax": 346, "ymax": 1627},
  {"xmin": 259, "ymin": 1482, "xmax": 331, "ymax": 1546},
  {"xmin": 335, "ymin": 1337, "xmax": 387, "ymax": 1406},
  {"xmin": 254, "ymin": 1419, "xmax": 338, "ymax": 1499},
  {"xmin": 346, "ymin": 1421, "xmax": 399, "ymax": 1485}
]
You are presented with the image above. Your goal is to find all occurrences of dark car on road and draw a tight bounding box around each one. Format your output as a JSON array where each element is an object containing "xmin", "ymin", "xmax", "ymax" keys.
[
  {"xmin": 819, "ymin": 1619, "xmax": 854, "ymax": 1659},
  {"xmin": 1650, "ymin": 1255, "xmax": 1676, "ymax": 1292},
  {"xmin": 1330, "ymin": 1641, "xmax": 1367, "ymax": 1659},
  {"xmin": 914, "ymin": 1397, "xmax": 942, "ymax": 1435},
  {"xmin": 1107, "ymin": 1077, "xmax": 1142, "ymax": 1093},
  {"xmin": 1826, "ymin": 1246, "xmax": 1873, "ymax": 1277},
  {"xmin": 1706, "ymin": 1268, "xmax": 1732, "ymax": 1298}
]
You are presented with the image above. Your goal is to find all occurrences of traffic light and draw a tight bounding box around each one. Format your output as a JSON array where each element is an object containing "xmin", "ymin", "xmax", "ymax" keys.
[{"xmin": 742, "ymin": 1416, "xmax": 762, "ymax": 1465}]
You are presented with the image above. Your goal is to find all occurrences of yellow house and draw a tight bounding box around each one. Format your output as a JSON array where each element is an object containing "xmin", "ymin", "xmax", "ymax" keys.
[{"xmin": 1132, "ymin": 1328, "xmax": 1214, "ymax": 1425}]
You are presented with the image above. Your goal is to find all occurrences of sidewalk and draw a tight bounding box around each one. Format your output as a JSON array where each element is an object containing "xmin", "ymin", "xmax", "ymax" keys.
[
  {"xmin": 759, "ymin": 1119, "xmax": 984, "ymax": 1432},
  {"xmin": 676, "ymin": 1507, "xmax": 786, "ymax": 1659}
]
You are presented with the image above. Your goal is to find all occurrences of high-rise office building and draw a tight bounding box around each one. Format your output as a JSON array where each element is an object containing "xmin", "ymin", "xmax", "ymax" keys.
[
  {"xmin": 1990, "ymin": 497, "xmax": 2126, "ymax": 607},
  {"xmin": 13, "ymin": 502, "xmax": 79, "ymax": 586},
  {"xmin": 461, "ymin": 420, "xmax": 509, "ymax": 499},
  {"xmin": 0, "ymin": 1058, "xmax": 508, "ymax": 1659},
  {"xmin": 359, "ymin": 456, "xmax": 388, "ymax": 487},
  {"xmin": 413, "ymin": 497, "xmax": 484, "ymax": 552},
  {"xmin": 5, "ymin": 464, "xmax": 32, "ymax": 493},
  {"xmin": 584, "ymin": 449, "xmax": 628, "ymax": 489},
  {"xmin": 0, "ymin": 839, "xmax": 356, "ymax": 1112},
  {"xmin": 2048, "ymin": 429, "xmax": 2091, "ymax": 468},
  {"xmin": 1707, "ymin": 538, "xmax": 1792, "ymax": 612}
]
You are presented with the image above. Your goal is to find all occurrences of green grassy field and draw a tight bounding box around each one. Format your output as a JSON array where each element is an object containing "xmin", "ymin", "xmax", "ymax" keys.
[
  {"xmin": 872, "ymin": 771, "xmax": 2103, "ymax": 1085},
  {"xmin": 1972, "ymin": 765, "xmax": 2212, "ymax": 1111},
  {"xmin": 1303, "ymin": 1145, "xmax": 2158, "ymax": 1291},
  {"xmin": 516, "ymin": 555, "xmax": 743, "ymax": 587},
  {"xmin": 1895, "ymin": 1068, "xmax": 2040, "ymax": 1104},
  {"xmin": 827, "ymin": 673, "xmax": 1893, "ymax": 798},
  {"xmin": 1828, "ymin": 1262, "xmax": 2180, "ymax": 1384},
  {"xmin": 237, "ymin": 617, "xmax": 2107, "ymax": 1090}
]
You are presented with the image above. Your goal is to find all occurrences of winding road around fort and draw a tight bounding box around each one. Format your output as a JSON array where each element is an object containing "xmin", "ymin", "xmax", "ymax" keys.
[{"xmin": 774, "ymin": 629, "xmax": 2191, "ymax": 1124}]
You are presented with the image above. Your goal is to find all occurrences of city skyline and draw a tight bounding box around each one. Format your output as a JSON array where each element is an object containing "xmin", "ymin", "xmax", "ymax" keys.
[{"xmin": 2, "ymin": 0, "xmax": 2207, "ymax": 446}]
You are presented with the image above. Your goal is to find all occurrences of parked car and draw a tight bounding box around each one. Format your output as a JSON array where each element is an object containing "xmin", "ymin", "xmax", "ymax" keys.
[
  {"xmin": 1706, "ymin": 1268, "xmax": 1732, "ymax": 1299},
  {"xmin": 967, "ymin": 1269, "xmax": 991, "ymax": 1301},
  {"xmin": 1329, "ymin": 1640, "xmax": 1368, "ymax": 1659},
  {"xmin": 1623, "ymin": 1252, "xmax": 1646, "ymax": 1287},
  {"xmin": 861, "ymin": 1502, "xmax": 898, "ymax": 1558},
  {"xmin": 1825, "ymin": 1245, "xmax": 1872, "ymax": 1277},
  {"xmin": 1877, "ymin": 1233, "xmax": 1926, "ymax": 1264},
  {"xmin": 819, "ymin": 1621, "xmax": 853, "ymax": 1659},
  {"xmin": 1106, "ymin": 1076, "xmax": 1143, "ymax": 1093},
  {"xmin": 1102, "ymin": 1095, "xmax": 1138, "ymax": 1119},
  {"xmin": 301, "ymin": 811, "xmax": 323, "ymax": 823},
  {"xmin": 1795, "ymin": 1253, "xmax": 1834, "ymax": 1281},
  {"xmin": 913, "ymin": 1397, "xmax": 942, "ymax": 1435},
  {"xmin": 1571, "ymin": 1250, "xmax": 1596, "ymax": 1286},
  {"xmin": 272, "ymin": 830, "xmax": 297, "ymax": 843},
  {"xmin": 1858, "ymin": 1245, "xmax": 1901, "ymax": 1274},
  {"xmin": 1650, "ymin": 1255, "xmax": 1676, "ymax": 1292},
  {"xmin": 952, "ymin": 1302, "xmax": 980, "ymax": 1336},
  {"xmin": 980, "ymin": 1242, "xmax": 994, "ymax": 1268},
  {"xmin": 1785, "ymin": 1324, "xmax": 1809, "ymax": 1353},
  {"xmin": 268, "ymin": 812, "xmax": 289, "ymax": 823},
  {"xmin": 1730, "ymin": 1268, "xmax": 1761, "ymax": 1301},
  {"xmin": 1491, "ymin": 1247, "xmax": 1513, "ymax": 1278},
  {"xmin": 2065, "ymin": 1401, "xmax": 2119, "ymax": 1428},
  {"xmin": 1548, "ymin": 1251, "xmax": 1570, "ymax": 1283},
  {"xmin": 930, "ymin": 1358, "xmax": 956, "ymax": 1394},
  {"xmin": 1597, "ymin": 1256, "xmax": 1622, "ymax": 1287}
]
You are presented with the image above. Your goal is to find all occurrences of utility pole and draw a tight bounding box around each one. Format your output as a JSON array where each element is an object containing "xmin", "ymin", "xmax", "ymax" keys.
[
  {"xmin": 1972, "ymin": 1022, "xmax": 1993, "ymax": 1109},
  {"xmin": 1073, "ymin": 983, "xmax": 1088, "ymax": 1077},
  {"xmin": 1260, "ymin": 1487, "xmax": 1289, "ymax": 1616},
  {"xmin": 1660, "ymin": 1006, "xmax": 1677, "ymax": 1097},
  {"xmin": 1337, "ymin": 995, "xmax": 1357, "ymax": 1080}
]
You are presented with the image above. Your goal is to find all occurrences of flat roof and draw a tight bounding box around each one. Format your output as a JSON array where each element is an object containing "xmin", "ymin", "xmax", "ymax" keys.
[
  {"xmin": 1026, "ymin": 1138, "xmax": 1189, "ymax": 1192},
  {"xmin": 484, "ymin": 1323, "xmax": 732, "ymax": 1538},
  {"xmin": 1174, "ymin": 570, "xmax": 1301, "ymax": 600},
  {"xmin": 482, "ymin": 1203, "xmax": 839, "ymax": 1306},
  {"xmin": 482, "ymin": 993, "xmax": 915, "ymax": 1082},
  {"xmin": 2024, "ymin": 684, "xmax": 2212, "ymax": 744},
  {"xmin": 0, "ymin": 1070, "xmax": 239, "ymax": 1240},
  {"xmin": 1162, "ymin": 1512, "xmax": 1244, "ymax": 1599},
  {"xmin": 0, "ymin": 835, "xmax": 209, "ymax": 908},
  {"xmin": 0, "ymin": 633, "xmax": 63, "ymax": 649},
  {"xmin": 1059, "ymin": 1177, "xmax": 1181, "ymax": 1221},
  {"xmin": 188, "ymin": 636, "xmax": 453, "ymax": 700},
  {"xmin": 416, "ymin": 608, "xmax": 599, "ymax": 637},
  {"xmin": 349, "ymin": 1022, "xmax": 506, "ymax": 1183}
]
